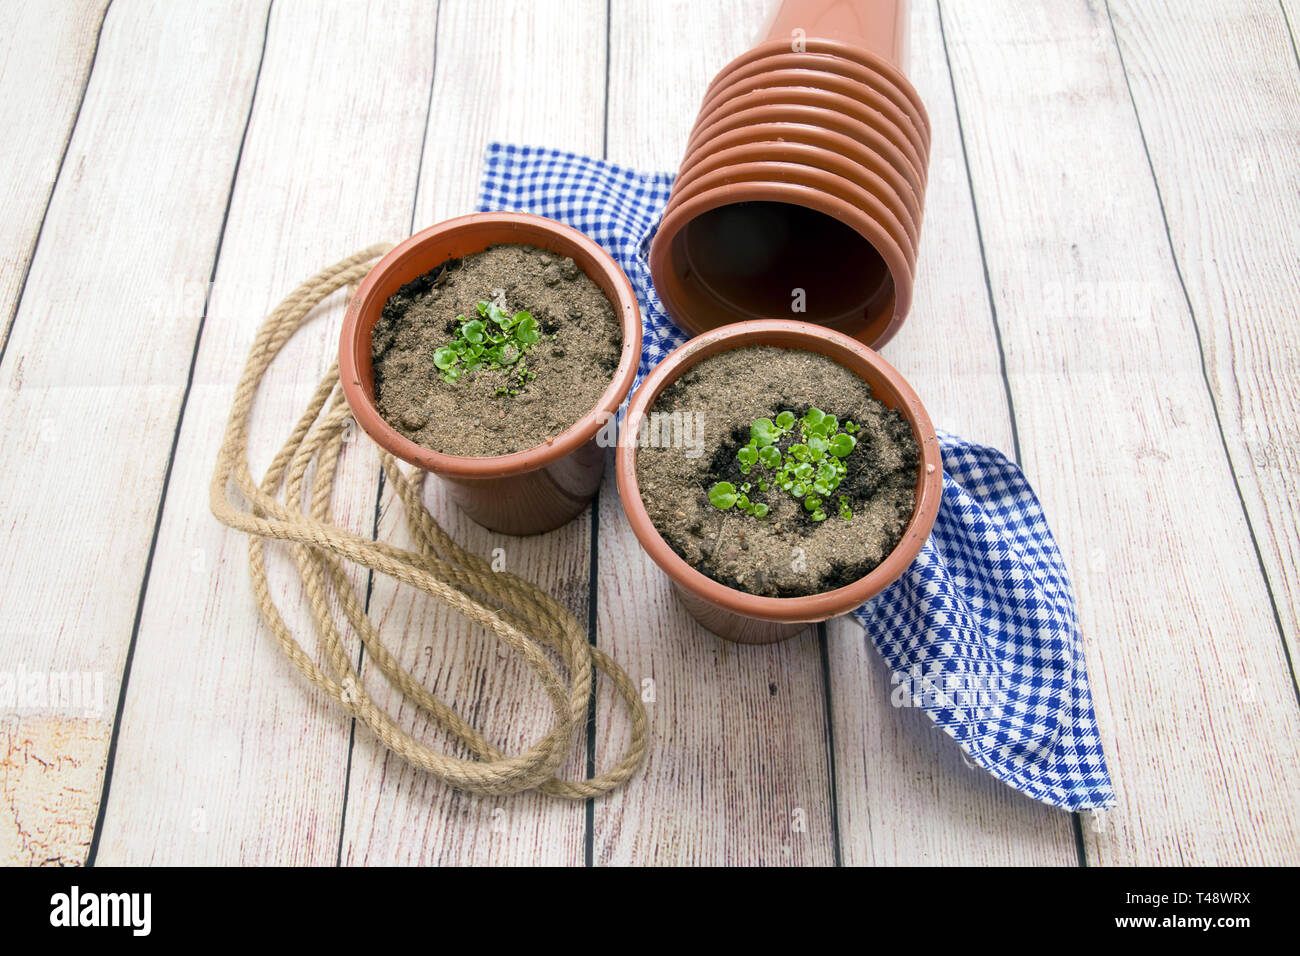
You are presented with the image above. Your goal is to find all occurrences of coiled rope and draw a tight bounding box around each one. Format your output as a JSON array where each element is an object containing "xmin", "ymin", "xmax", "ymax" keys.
[{"xmin": 209, "ymin": 244, "xmax": 648, "ymax": 797}]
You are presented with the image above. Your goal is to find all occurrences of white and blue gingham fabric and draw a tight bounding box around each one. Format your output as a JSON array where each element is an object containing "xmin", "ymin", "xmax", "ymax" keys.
[{"xmin": 478, "ymin": 143, "xmax": 1115, "ymax": 812}]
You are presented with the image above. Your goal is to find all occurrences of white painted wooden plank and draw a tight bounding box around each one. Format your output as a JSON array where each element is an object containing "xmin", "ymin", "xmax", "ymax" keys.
[
  {"xmin": 941, "ymin": 0, "xmax": 1300, "ymax": 865},
  {"xmin": 92, "ymin": 0, "xmax": 437, "ymax": 865},
  {"xmin": 337, "ymin": 0, "xmax": 609, "ymax": 866},
  {"xmin": 596, "ymin": 0, "xmax": 838, "ymax": 866},
  {"xmin": 0, "ymin": 0, "xmax": 109, "ymax": 356},
  {"xmin": 1108, "ymin": 0, "xmax": 1300, "ymax": 677},
  {"xmin": 0, "ymin": 0, "xmax": 110, "ymax": 869},
  {"xmin": 826, "ymin": 0, "xmax": 1078, "ymax": 866},
  {"xmin": 0, "ymin": 0, "xmax": 269, "ymax": 868}
]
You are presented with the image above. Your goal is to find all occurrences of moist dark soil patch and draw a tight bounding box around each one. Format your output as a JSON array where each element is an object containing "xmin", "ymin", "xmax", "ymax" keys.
[
  {"xmin": 636, "ymin": 346, "xmax": 919, "ymax": 598},
  {"xmin": 371, "ymin": 243, "xmax": 622, "ymax": 458}
]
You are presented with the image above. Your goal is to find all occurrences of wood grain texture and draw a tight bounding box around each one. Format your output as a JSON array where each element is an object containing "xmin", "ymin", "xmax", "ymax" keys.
[
  {"xmin": 337, "ymin": 0, "xmax": 609, "ymax": 866},
  {"xmin": 92, "ymin": 0, "xmax": 437, "ymax": 865},
  {"xmin": 1108, "ymin": 0, "xmax": 1300, "ymax": 671},
  {"xmin": 940, "ymin": 0, "xmax": 1300, "ymax": 865},
  {"xmin": 0, "ymin": 0, "xmax": 270, "ymax": 867},
  {"xmin": 825, "ymin": 0, "xmax": 1078, "ymax": 866},
  {"xmin": 596, "ymin": 0, "xmax": 838, "ymax": 866},
  {"xmin": 0, "ymin": 0, "xmax": 109, "ymax": 357}
]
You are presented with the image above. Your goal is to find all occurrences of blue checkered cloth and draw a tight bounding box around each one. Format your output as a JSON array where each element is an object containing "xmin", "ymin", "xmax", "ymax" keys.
[{"xmin": 478, "ymin": 143, "xmax": 1115, "ymax": 812}]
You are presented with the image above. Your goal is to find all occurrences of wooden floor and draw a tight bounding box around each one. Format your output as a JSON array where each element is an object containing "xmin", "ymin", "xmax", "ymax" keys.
[{"xmin": 1, "ymin": 0, "xmax": 1298, "ymax": 866}]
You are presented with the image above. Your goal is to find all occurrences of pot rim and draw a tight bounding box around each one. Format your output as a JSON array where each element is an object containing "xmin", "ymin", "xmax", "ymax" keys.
[
  {"xmin": 651, "ymin": 178, "xmax": 911, "ymax": 343},
  {"xmin": 339, "ymin": 212, "xmax": 643, "ymax": 479},
  {"xmin": 708, "ymin": 37, "xmax": 930, "ymax": 136},
  {"xmin": 671, "ymin": 142, "xmax": 920, "ymax": 250},
  {"xmin": 615, "ymin": 319, "xmax": 942, "ymax": 624},
  {"xmin": 687, "ymin": 84, "xmax": 928, "ymax": 190},
  {"xmin": 698, "ymin": 67, "xmax": 928, "ymax": 163},
  {"xmin": 685, "ymin": 100, "xmax": 926, "ymax": 202},
  {"xmin": 675, "ymin": 119, "xmax": 923, "ymax": 226},
  {"xmin": 701, "ymin": 50, "xmax": 931, "ymax": 151},
  {"xmin": 662, "ymin": 159, "xmax": 917, "ymax": 270}
]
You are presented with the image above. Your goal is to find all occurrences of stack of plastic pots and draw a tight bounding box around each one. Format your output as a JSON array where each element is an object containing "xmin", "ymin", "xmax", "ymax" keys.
[{"xmin": 649, "ymin": 0, "xmax": 930, "ymax": 349}]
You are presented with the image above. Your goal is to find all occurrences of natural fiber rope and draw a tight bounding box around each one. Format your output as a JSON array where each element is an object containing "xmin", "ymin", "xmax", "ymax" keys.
[{"xmin": 209, "ymin": 244, "xmax": 648, "ymax": 798}]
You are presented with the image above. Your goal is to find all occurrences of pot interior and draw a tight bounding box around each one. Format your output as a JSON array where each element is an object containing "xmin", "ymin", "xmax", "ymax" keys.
[
  {"xmin": 670, "ymin": 200, "xmax": 895, "ymax": 328},
  {"xmin": 347, "ymin": 219, "xmax": 631, "ymax": 406}
]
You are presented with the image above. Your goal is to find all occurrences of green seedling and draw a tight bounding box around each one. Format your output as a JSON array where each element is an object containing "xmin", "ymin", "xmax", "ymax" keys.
[
  {"xmin": 433, "ymin": 300, "xmax": 544, "ymax": 394},
  {"xmin": 707, "ymin": 407, "xmax": 860, "ymax": 523}
]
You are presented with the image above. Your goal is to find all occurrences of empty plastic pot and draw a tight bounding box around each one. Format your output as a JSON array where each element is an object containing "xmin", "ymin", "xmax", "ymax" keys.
[{"xmin": 650, "ymin": 0, "xmax": 930, "ymax": 349}]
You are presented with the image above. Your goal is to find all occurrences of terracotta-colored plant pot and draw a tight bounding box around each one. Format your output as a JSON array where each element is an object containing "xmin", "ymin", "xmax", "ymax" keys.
[
  {"xmin": 700, "ymin": 51, "xmax": 930, "ymax": 152},
  {"xmin": 662, "ymin": 160, "xmax": 917, "ymax": 278},
  {"xmin": 696, "ymin": 67, "xmax": 928, "ymax": 164},
  {"xmin": 615, "ymin": 319, "xmax": 942, "ymax": 645},
  {"xmin": 672, "ymin": 140, "xmax": 919, "ymax": 249},
  {"xmin": 687, "ymin": 85, "xmax": 927, "ymax": 192},
  {"xmin": 339, "ymin": 212, "xmax": 642, "ymax": 535},
  {"xmin": 675, "ymin": 118, "xmax": 923, "ymax": 229},
  {"xmin": 650, "ymin": 0, "xmax": 929, "ymax": 349}
]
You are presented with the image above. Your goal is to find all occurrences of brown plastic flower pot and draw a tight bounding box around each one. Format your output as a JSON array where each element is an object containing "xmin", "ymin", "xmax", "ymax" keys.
[
  {"xmin": 700, "ymin": 51, "xmax": 930, "ymax": 152},
  {"xmin": 615, "ymin": 319, "xmax": 942, "ymax": 645},
  {"xmin": 675, "ymin": 117, "xmax": 923, "ymax": 229},
  {"xmin": 696, "ymin": 67, "xmax": 928, "ymax": 164},
  {"xmin": 687, "ymin": 86, "xmax": 927, "ymax": 192},
  {"xmin": 651, "ymin": 0, "xmax": 930, "ymax": 349},
  {"xmin": 339, "ymin": 212, "xmax": 642, "ymax": 536},
  {"xmin": 662, "ymin": 161, "xmax": 917, "ymax": 277},
  {"xmin": 672, "ymin": 140, "xmax": 919, "ymax": 249}
]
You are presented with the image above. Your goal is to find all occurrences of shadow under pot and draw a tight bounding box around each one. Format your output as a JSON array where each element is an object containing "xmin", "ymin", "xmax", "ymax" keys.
[
  {"xmin": 339, "ymin": 212, "xmax": 642, "ymax": 536},
  {"xmin": 615, "ymin": 319, "xmax": 942, "ymax": 644}
]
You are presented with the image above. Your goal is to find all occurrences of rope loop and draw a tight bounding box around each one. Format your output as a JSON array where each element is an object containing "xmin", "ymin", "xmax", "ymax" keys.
[{"xmin": 210, "ymin": 244, "xmax": 648, "ymax": 798}]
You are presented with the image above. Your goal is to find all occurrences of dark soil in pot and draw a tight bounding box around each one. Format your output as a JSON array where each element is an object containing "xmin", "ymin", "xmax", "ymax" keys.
[
  {"xmin": 370, "ymin": 243, "xmax": 622, "ymax": 458},
  {"xmin": 636, "ymin": 346, "xmax": 919, "ymax": 598}
]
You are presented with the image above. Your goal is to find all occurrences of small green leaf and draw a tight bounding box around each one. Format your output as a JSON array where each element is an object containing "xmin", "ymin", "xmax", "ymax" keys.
[
  {"xmin": 751, "ymin": 418, "xmax": 779, "ymax": 447},
  {"xmin": 709, "ymin": 482, "xmax": 737, "ymax": 510},
  {"xmin": 759, "ymin": 446, "xmax": 781, "ymax": 468},
  {"xmin": 807, "ymin": 435, "xmax": 828, "ymax": 459},
  {"xmin": 515, "ymin": 314, "xmax": 540, "ymax": 344},
  {"xmin": 461, "ymin": 319, "xmax": 487, "ymax": 344},
  {"xmin": 802, "ymin": 408, "xmax": 825, "ymax": 432},
  {"xmin": 775, "ymin": 410, "xmax": 795, "ymax": 430},
  {"xmin": 737, "ymin": 446, "xmax": 759, "ymax": 468},
  {"xmin": 433, "ymin": 347, "xmax": 458, "ymax": 371},
  {"xmin": 829, "ymin": 433, "xmax": 856, "ymax": 457},
  {"xmin": 804, "ymin": 495, "xmax": 822, "ymax": 512},
  {"xmin": 752, "ymin": 502, "xmax": 770, "ymax": 518},
  {"xmin": 789, "ymin": 444, "xmax": 811, "ymax": 462},
  {"xmin": 794, "ymin": 462, "xmax": 813, "ymax": 481}
]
